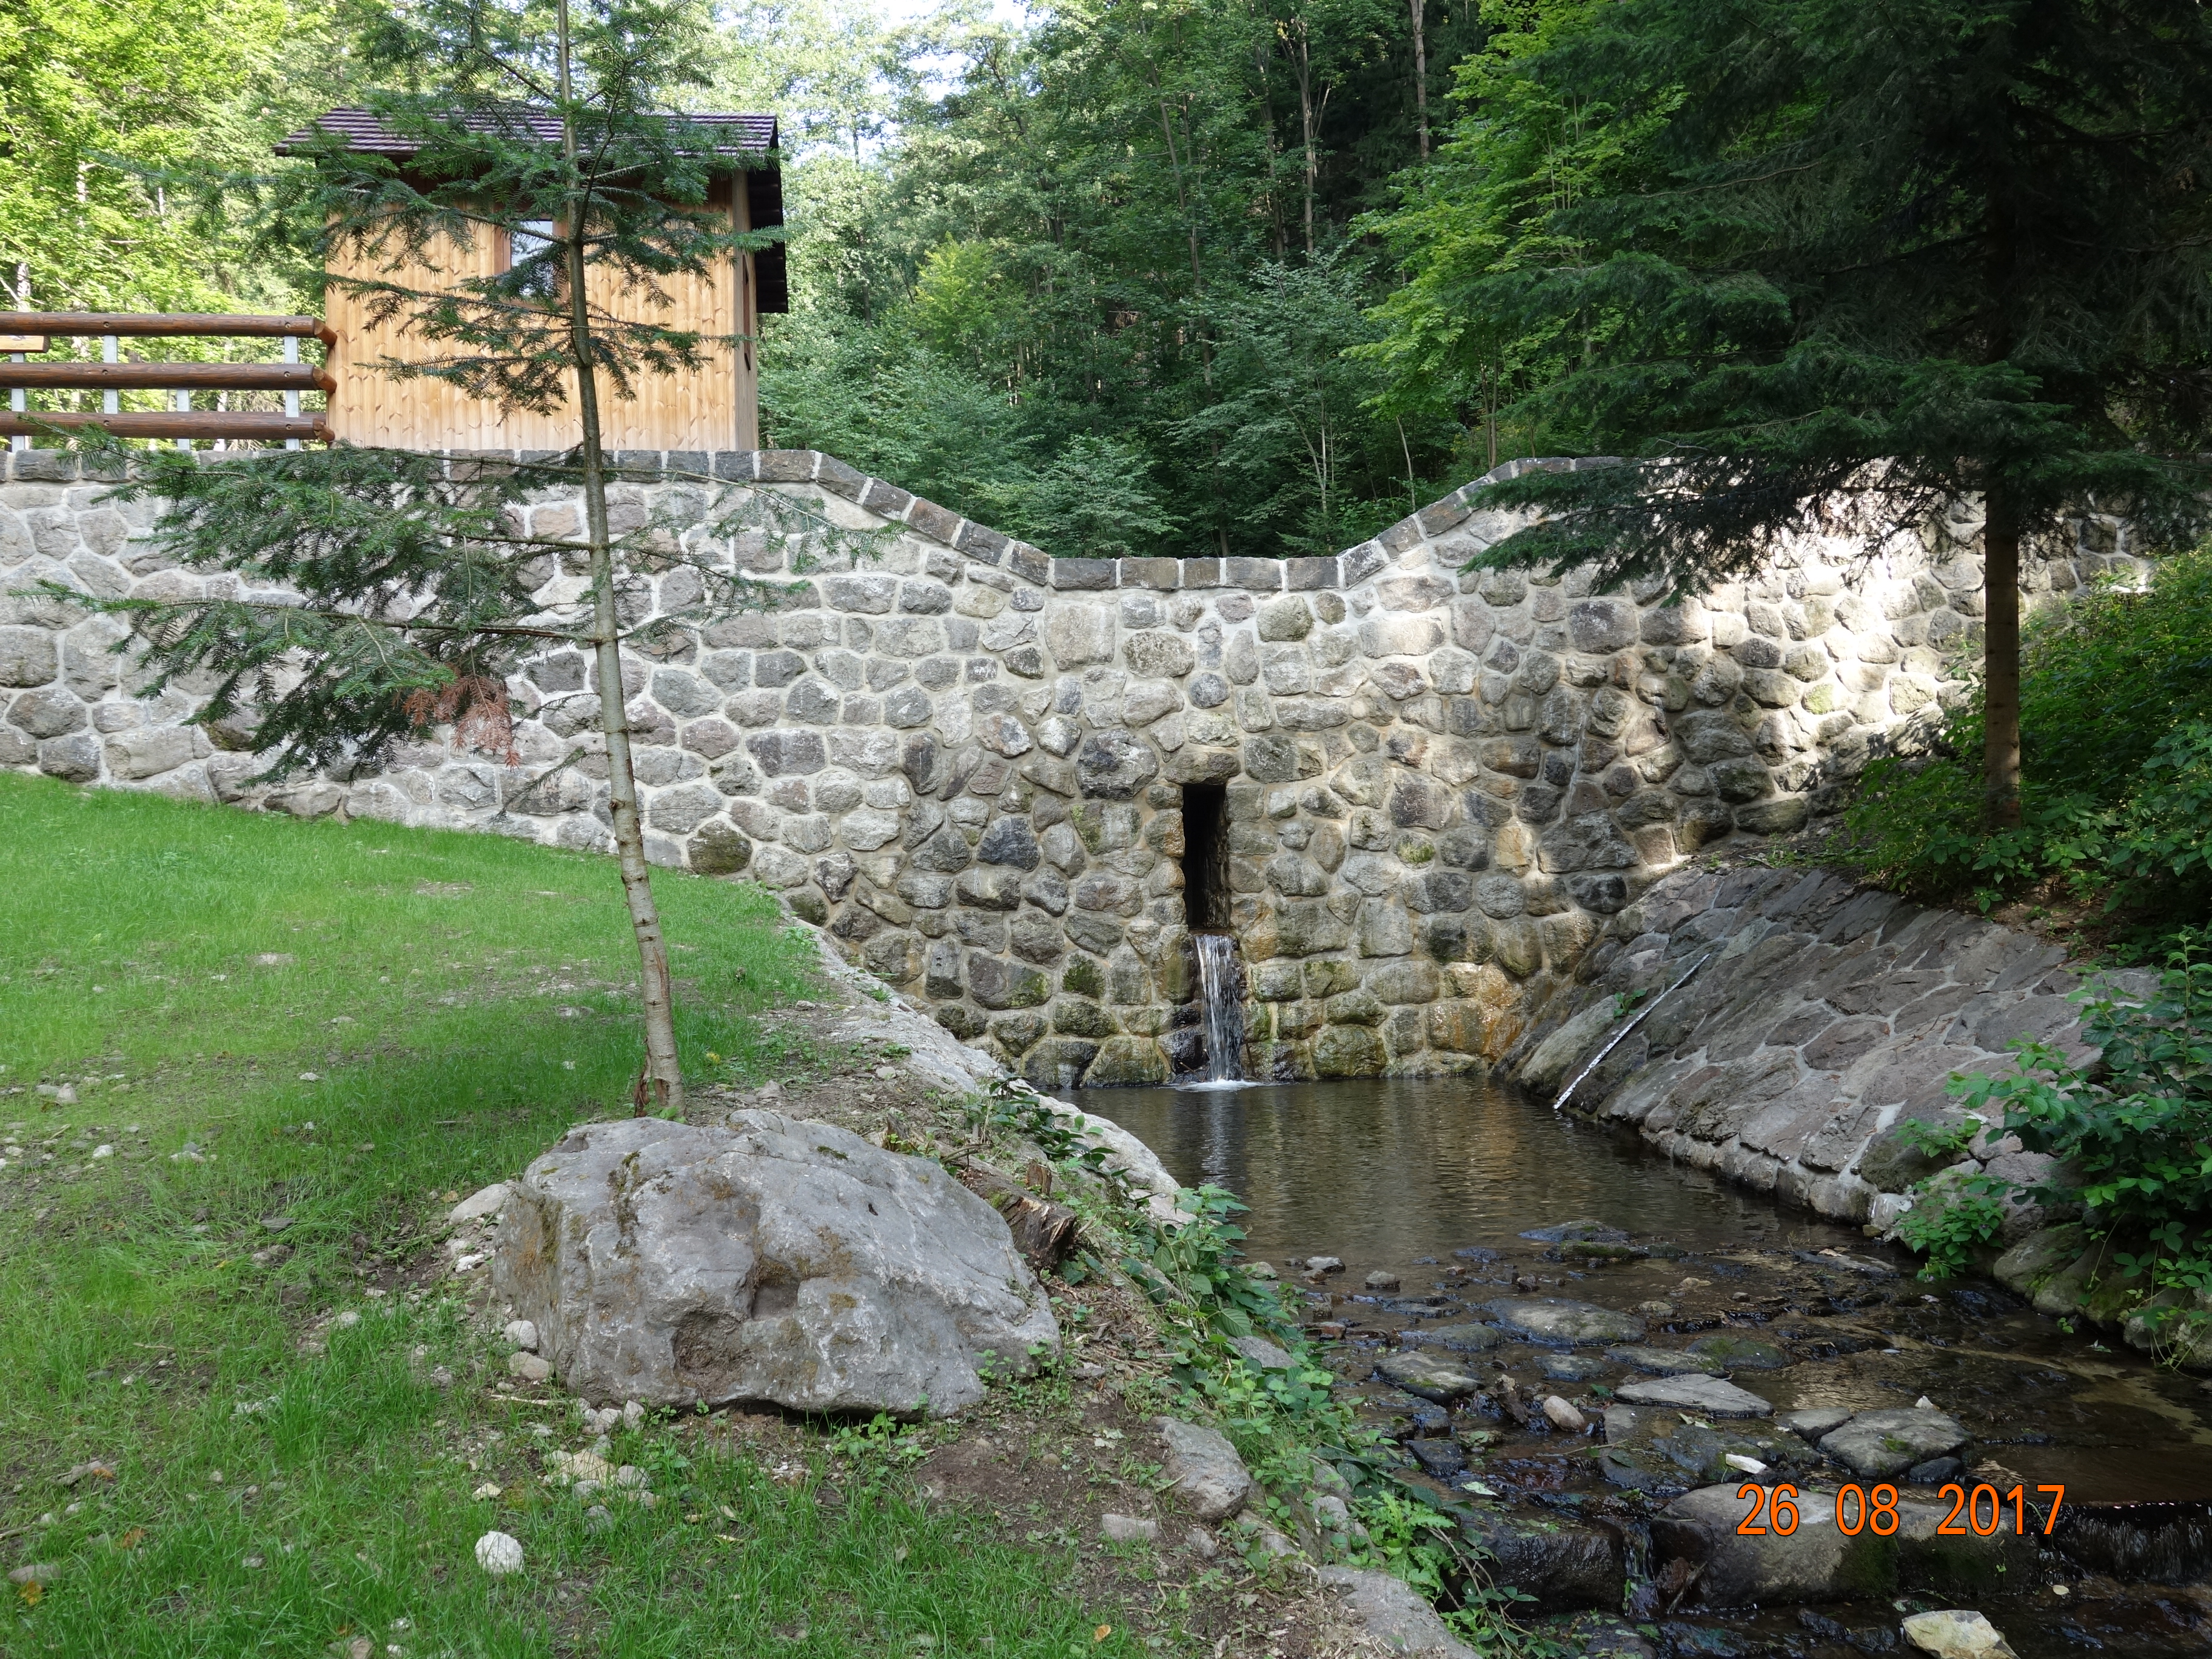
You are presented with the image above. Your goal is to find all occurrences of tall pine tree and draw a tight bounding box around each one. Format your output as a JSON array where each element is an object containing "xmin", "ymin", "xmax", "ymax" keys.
[{"xmin": 1386, "ymin": 0, "xmax": 2212, "ymax": 825}]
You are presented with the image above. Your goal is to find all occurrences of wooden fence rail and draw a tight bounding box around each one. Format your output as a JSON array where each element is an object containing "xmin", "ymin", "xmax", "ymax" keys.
[{"xmin": 0, "ymin": 313, "xmax": 334, "ymax": 447}]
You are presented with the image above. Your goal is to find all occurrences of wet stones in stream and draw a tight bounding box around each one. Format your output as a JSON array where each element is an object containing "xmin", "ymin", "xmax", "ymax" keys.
[
  {"xmin": 1458, "ymin": 1507, "xmax": 1628, "ymax": 1614},
  {"xmin": 1653, "ymin": 1480, "xmax": 2026, "ymax": 1607},
  {"xmin": 1815, "ymin": 1407, "xmax": 1968, "ymax": 1480},
  {"xmin": 1606, "ymin": 1343, "xmax": 1726, "ymax": 1375},
  {"xmin": 1376, "ymin": 1349, "xmax": 1485, "ymax": 1402},
  {"xmin": 1484, "ymin": 1296, "xmax": 1647, "ymax": 1345},
  {"xmin": 1599, "ymin": 1404, "xmax": 1826, "ymax": 1493},
  {"xmin": 1398, "ymin": 1322, "xmax": 1507, "ymax": 1355},
  {"xmin": 1613, "ymin": 1373, "xmax": 1775, "ymax": 1416},
  {"xmin": 1684, "ymin": 1332, "xmax": 1793, "ymax": 1370}
]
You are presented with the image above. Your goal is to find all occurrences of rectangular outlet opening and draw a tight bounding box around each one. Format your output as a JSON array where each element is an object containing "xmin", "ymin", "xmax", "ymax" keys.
[{"xmin": 1181, "ymin": 783, "xmax": 1231, "ymax": 931}]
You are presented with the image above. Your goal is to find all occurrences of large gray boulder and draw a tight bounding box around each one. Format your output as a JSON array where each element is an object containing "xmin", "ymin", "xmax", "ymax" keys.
[{"xmin": 493, "ymin": 1114, "xmax": 1059, "ymax": 1417}]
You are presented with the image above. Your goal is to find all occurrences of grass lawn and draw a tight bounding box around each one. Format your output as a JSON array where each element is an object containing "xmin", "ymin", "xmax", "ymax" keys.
[{"xmin": 0, "ymin": 774, "xmax": 1173, "ymax": 1658}]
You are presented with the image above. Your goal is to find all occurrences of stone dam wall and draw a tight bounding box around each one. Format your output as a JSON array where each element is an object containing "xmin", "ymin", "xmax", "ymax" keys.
[{"xmin": 0, "ymin": 445, "xmax": 2148, "ymax": 1088}]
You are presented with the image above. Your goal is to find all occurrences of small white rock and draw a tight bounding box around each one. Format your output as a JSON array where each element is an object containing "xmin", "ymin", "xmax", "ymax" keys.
[
  {"xmin": 472, "ymin": 1483, "xmax": 501, "ymax": 1500},
  {"xmin": 1100, "ymin": 1513, "xmax": 1160, "ymax": 1544},
  {"xmin": 621, "ymin": 1399, "xmax": 644, "ymax": 1431},
  {"xmin": 447, "ymin": 1182, "xmax": 512, "ymax": 1228},
  {"xmin": 1900, "ymin": 1608, "xmax": 2019, "ymax": 1658},
  {"xmin": 503, "ymin": 1319, "xmax": 539, "ymax": 1352},
  {"xmin": 1542, "ymin": 1395, "xmax": 1587, "ymax": 1433},
  {"xmin": 473, "ymin": 1530, "xmax": 524, "ymax": 1576},
  {"xmin": 90, "ymin": 1144, "xmax": 113, "ymax": 1160},
  {"xmin": 508, "ymin": 1352, "xmax": 552, "ymax": 1384},
  {"xmin": 1724, "ymin": 1453, "xmax": 1769, "ymax": 1476}
]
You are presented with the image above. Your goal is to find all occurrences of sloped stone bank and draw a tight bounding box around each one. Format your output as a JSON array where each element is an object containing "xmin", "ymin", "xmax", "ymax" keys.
[
  {"xmin": 1503, "ymin": 865, "xmax": 2088, "ymax": 1231},
  {"xmin": 1501, "ymin": 862, "xmax": 2212, "ymax": 1362}
]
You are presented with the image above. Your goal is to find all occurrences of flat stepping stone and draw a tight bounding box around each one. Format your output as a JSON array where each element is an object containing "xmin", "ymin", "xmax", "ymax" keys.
[
  {"xmin": 1520, "ymin": 1219, "xmax": 1629, "ymax": 1244},
  {"xmin": 1540, "ymin": 1353, "xmax": 1609, "ymax": 1382},
  {"xmin": 1550, "ymin": 1241, "xmax": 1649, "ymax": 1262},
  {"xmin": 1817, "ymin": 1408, "xmax": 1966, "ymax": 1478},
  {"xmin": 1376, "ymin": 1349, "xmax": 1483, "ymax": 1402},
  {"xmin": 1404, "ymin": 1437, "xmax": 1467, "ymax": 1480},
  {"xmin": 1605, "ymin": 1344, "xmax": 1724, "ymax": 1376},
  {"xmin": 1484, "ymin": 1296, "xmax": 1646, "ymax": 1346},
  {"xmin": 1686, "ymin": 1333, "xmax": 1792, "ymax": 1370},
  {"xmin": 1399, "ymin": 1322, "xmax": 1507, "ymax": 1354},
  {"xmin": 1613, "ymin": 1373, "xmax": 1774, "ymax": 1417},
  {"xmin": 1777, "ymin": 1407, "xmax": 1854, "ymax": 1441}
]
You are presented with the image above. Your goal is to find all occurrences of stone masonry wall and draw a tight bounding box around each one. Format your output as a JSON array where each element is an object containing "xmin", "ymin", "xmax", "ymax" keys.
[{"xmin": 0, "ymin": 446, "xmax": 2148, "ymax": 1087}]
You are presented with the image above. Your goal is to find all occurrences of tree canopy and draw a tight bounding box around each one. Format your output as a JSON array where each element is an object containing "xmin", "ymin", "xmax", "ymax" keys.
[{"xmin": 1362, "ymin": 0, "xmax": 2212, "ymax": 818}]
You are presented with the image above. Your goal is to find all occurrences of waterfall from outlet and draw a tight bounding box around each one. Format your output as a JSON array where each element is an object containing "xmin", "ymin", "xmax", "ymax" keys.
[{"xmin": 1190, "ymin": 933, "xmax": 1247, "ymax": 1088}]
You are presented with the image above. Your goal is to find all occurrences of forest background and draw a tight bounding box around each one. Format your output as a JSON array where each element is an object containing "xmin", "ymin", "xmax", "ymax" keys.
[{"xmin": 0, "ymin": 0, "xmax": 1548, "ymax": 561}]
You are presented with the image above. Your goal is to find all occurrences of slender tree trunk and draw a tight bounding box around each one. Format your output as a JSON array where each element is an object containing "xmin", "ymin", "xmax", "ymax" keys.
[
  {"xmin": 1982, "ymin": 484, "xmax": 2023, "ymax": 831},
  {"xmin": 1409, "ymin": 0, "xmax": 1429, "ymax": 160},
  {"xmin": 558, "ymin": 1, "xmax": 683, "ymax": 1114},
  {"xmin": 1285, "ymin": 20, "xmax": 1318, "ymax": 256}
]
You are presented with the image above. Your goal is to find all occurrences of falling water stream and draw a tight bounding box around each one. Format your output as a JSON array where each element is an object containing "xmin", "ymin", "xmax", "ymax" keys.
[{"xmin": 1188, "ymin": 933, "xmax": 1247, "ymax": 1090}]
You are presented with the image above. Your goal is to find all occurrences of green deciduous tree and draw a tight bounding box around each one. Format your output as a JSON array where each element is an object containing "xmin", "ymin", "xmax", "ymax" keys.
[
  {"xmin": 1373, "ymin": 0, "xmax": 2212, "ymax": 824},
  {"xmin": 0, "ymin": 0, "xmax": 341, "ymax": 384}
]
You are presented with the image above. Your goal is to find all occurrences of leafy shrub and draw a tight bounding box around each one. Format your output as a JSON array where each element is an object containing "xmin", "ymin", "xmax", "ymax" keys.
[
  {"xmin": 1917, "ymin": 939, "xmax": 2212, "ymax": 1352},
  {"xmin": 1841, "ymin": 543, "xmax": 2212, "ymax": 947}
]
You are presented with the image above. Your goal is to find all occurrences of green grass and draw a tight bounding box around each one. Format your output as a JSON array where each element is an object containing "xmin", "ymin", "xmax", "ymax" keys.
[{"xmin": 0, "ymin": 774, "xmax": 1148, "ymax": 1657}]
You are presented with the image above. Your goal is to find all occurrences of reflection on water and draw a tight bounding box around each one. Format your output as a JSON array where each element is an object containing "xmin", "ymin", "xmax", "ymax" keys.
[{"xmin": 1076, "ymin": 1074, "xmax": 1858, "ymax": 1264}]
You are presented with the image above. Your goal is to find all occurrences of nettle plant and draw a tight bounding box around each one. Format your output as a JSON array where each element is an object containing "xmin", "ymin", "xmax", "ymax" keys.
[{"xmin": 22, "ymin": 0, "xmax": 898, "ymax": 1113}]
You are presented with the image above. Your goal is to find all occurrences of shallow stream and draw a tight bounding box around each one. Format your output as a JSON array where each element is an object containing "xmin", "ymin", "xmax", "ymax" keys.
[{"xmin": 1076, "ymin": 1076, "xmax": 2212, "ymax": 1658}]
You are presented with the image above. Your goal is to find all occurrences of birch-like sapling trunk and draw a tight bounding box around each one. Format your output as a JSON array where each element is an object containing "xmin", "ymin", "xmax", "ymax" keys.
[{"xmin": 559, "ymin": 4, "xmax": 683, "ymax": 1113}]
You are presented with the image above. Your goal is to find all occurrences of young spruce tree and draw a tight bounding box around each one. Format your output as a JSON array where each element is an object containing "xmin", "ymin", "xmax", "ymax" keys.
[
  {"xmin": 52, "ymin": 0, "xmax": 806, "ymax": 1113},
  {"xmin": 1380, "ymin": 0, "xmax": 2212, "ymax": 826}
]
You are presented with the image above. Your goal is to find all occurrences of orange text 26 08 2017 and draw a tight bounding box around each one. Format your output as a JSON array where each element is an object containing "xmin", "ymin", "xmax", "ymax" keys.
[{"xmin": 1734, "ymin": 1482, "xmax": 2066, "ymax": 1537}]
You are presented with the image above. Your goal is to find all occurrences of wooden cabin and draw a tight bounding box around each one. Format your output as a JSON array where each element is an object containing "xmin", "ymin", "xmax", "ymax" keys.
[{"xmin": 279, "ymin": 108, "xmax": 785, "ymax": 452}]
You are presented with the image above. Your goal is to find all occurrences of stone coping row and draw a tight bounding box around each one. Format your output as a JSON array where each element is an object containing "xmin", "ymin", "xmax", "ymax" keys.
[{"xmin": 0, "ymin": 444, "xmax": 1623, "ymax": 592}]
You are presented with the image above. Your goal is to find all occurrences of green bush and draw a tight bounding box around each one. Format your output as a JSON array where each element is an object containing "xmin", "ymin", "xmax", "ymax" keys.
[
  {"xmin": 1918, "ymin": 942, "xmax": 2212, "ymax": 1353},
  {"xmin": 1842, "ymin": 542, "xmax": 2212, "ymax": 946}
]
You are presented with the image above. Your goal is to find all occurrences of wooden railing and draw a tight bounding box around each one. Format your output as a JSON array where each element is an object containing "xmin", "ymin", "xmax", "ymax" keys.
[{"xmin": 0, "ymin": 315, "xmax": 335, "ymax": 445}]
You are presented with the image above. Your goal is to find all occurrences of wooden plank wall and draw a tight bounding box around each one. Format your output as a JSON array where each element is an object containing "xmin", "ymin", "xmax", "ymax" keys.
[{"xmin": 325, "ymin": 186, "xmax": 755, "ymax": 451}]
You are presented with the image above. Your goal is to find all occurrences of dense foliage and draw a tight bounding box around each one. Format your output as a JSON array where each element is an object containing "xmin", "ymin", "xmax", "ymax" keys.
[
  {"xmin": 1843, "ymin": 546, "xmax": 2212, "ymax": 945},
  {"xmin": 1369, "ymin": 0, "xmax": 2212, "ymax": 583},
  {"xmin": 746, "ymin": 0, "xmax": 1500, "ymax": 557},
  {"xmin": 0, "ymin": 0, "xmax": 339, "ymax": 379},
  {"xmin": 1360, "ymin": 0, "xmax": 2212, "ymax": 830}
]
